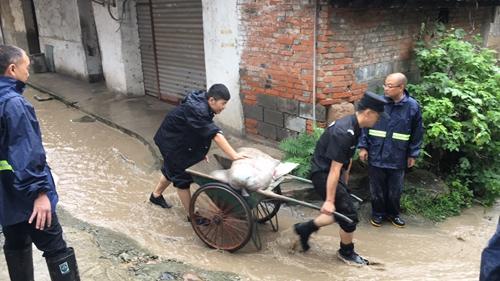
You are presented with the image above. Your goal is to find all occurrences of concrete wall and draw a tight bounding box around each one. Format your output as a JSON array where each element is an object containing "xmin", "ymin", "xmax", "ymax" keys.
[
  {"xmin": 487, "ymin": 6, "xmax": 500, "ymax": 54},
  {"xmin": 33, "ymin": 0, "xmax": 89, "ymax": 80},
  {"xmin": 76, "ymin": 0, "xmax": 103, "ymax": 82},
  {"xmin": 2, "ymin": 0, "xmax": 143, "ymax": 93},
  {"xmin": 92, "ymin": 0, "xmax": 144, "ymax": 95},
  {"xmin": 202, "ymin": 0, "xmax": 244, "ymax": 135},
  {"xmin": 0, "ymin": 0, "xmax": 29, "ymax": 51}
]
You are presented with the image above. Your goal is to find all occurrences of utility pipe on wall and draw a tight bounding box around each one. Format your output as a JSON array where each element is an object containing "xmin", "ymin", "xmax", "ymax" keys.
[{"xmin": 312, "ymin": 0, "xmax": 319, "ymax": 126}]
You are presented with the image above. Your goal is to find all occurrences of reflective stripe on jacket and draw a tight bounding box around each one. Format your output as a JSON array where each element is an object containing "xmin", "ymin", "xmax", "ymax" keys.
[
  {"xmin": 0, "ymin": 76, "xmax": 58, "ymax": 226},
  {"xmin": 0, "ymin": 160, "xmax": 13, "ymax": 171},
  {"xmin": 358, "ymin": 90, "xmax": 424, "ymax": 169}
]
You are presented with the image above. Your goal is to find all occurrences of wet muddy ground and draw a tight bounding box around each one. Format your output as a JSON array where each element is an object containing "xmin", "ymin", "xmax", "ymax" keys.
[{"xmin": 0, "ymin": 88, "xmax": 498, "ymax": 281}]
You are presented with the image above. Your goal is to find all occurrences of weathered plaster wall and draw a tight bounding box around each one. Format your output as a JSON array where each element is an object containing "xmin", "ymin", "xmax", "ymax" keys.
[
  {"xmin": 0, "ymin": 0, "xmax": 29, "ymax": 51},
  {"xmin": 33, "ymin": 0, "xmax": 89, "ymax": 80},
  {"xmin": 92, "ymin": 0, "xmax": 144, "ymax": 94},
  {"xmin": 202, "ymin": 0, "xmax": 244, "ymax": 135}
]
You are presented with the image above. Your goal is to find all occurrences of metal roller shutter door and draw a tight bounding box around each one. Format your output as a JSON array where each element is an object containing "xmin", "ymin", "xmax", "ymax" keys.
[
  {"xmin": 136, "ymin": 0, "xmax": 160, "ymax": 97},
  {"xmin": 137, "ymin": 0, "xmax": 206, "ymax": 102}
]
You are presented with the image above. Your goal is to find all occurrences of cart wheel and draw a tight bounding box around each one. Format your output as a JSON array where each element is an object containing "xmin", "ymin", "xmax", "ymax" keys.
[
  {"xmin": 251, "ymin": 217, "xmax": 262, "ymax": 250},
  {"xmin": 190, "ymin": 183, "xmax": 253, "ymax": 252},
  {"xmin": 255, "ymin": 185, "xmax": 282, "ymax": 224}
]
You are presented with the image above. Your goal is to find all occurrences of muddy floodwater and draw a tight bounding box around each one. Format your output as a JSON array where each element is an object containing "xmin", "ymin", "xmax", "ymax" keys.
[{"xmin": 1, "ymin": 88, "xmax": 498, "ymax": 281}]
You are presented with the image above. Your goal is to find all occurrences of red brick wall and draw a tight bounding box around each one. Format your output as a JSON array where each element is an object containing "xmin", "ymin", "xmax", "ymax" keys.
[
  {"xmin": 238, "ymin": 0, "xmax": 494, "ymax": 140},
  {"xmin": 239, "ymin": 1, "xmax": 314, "ymax": 105}
]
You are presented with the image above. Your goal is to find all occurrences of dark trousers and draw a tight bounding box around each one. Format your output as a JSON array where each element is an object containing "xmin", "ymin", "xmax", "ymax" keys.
[
  {"xmin": 2, "ymin": 213, "xmax": 67, "ymax": 258},
  {"xmin": 480, "ymin": 218, "xmax": 500, "ymax": 281},
  {"xmin": 369, "ymin": 165, "xmax": 405, "ymax": 218},
  {"xmin": 311, "ymin": 172, "xmax": 358, "ymax": 233}
]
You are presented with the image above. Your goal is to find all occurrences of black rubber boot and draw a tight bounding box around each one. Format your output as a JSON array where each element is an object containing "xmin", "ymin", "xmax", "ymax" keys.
[
  {"xmin": 4, "ymin": 245, "xmax": 34, "ymax": 281},
  {"xmin": 293, "ymin": 220, "xmax": 319, "ymax": 252},
  {"xmin": 337, "ymin": 242, "xmax": 369, "ymax": 266},
  {"xmin": 46, "ymin": 247, "xmax": 80, "ymax": 281}
]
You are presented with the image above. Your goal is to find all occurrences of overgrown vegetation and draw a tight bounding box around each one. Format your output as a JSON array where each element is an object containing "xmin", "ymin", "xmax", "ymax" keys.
[
  {"xmin": 279, "ymin": 127, "xmax": 323, "ymax": 178},
  {"xmin": 403, "ymin": 24, "xmax": 500, "ymax": 219},
  {"xmin": 401, "ymin": 179, "xmax": 473, "ymax": 221}
]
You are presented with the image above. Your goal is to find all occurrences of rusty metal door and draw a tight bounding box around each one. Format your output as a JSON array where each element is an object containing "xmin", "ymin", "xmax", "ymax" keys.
[{"xmin": 136, "ymin": 0, "xmax": 206, "ymax": 103}]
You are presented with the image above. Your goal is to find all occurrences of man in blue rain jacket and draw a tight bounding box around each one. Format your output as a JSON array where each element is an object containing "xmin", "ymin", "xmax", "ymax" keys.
[
  {"xmin": 358, "ymin": 73, "xmax": 423, "ymax": 228},
  {"xmin": 0, "ymin": 45, "xmax": 79, "ymax": 280}
]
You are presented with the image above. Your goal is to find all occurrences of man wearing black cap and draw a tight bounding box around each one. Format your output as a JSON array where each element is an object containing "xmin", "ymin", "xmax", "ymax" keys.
[
  {"xmin": 293, "ymin": 91, "xmax": 388, "ymax": 266},
  {"xmin": 358, "ymin": 73, "xmax": 423, "ymax": 228}
]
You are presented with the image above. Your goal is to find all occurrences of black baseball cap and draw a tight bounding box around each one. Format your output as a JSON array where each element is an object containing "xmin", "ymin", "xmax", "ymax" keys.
[{"xmin": 358, "ymin": 91, "xmax": 390, "ymax": 119}]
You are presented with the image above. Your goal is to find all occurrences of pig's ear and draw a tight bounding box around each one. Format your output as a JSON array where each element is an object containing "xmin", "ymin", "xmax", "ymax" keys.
[
  {"xmin": 273, "ymin": 162, "xmax": 300, "ymax": 179},
  {"xmin": 213, "ymin": 153, "xmax": 232, "ymax": 169}
]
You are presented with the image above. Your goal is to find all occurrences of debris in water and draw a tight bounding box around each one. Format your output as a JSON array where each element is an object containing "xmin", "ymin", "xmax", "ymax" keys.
[
  {"xmin": 34, "ymin": 95, "xmax": 53, "ymax": 102},
  {"xmin": 159, "ymin": 272, "xmax": 176, "ymax": 280},
  {"xmin": 71, "ymin": 115, "xmax": 96, "ymax": 123},
  {"xmin": 183, "ymin": 272, "xmax": 203, "ymax": 281},
  {"xmin": 119, "ymin": 252, "xmax": 132, "ymax": 262}
]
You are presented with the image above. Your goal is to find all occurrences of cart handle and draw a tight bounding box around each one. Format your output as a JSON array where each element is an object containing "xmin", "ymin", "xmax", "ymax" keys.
[
  {"xmin": 282, "ymin": 175, "xmax": 363, "ymax": 203},
  {"xmin": 256, "ymin": 189, "xmax": 354, "ymax": 224}
]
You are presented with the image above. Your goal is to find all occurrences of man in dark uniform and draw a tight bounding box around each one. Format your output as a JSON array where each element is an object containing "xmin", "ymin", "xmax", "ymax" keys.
[
  {"xmin": 149, "ymin": 84, "xmax": 245, "ymax": 220},
  {"xmin": 0, "ymin": 45, "xmax": 80, "ymax": 280},
  {"xmin": 294, "ymin": 91, "xmax": 388, "ymax": 265}
]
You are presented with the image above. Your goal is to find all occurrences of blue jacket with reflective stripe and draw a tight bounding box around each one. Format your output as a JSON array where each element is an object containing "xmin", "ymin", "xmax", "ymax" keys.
[
  {"xmin": 358, "ymin": 90, "xmax": 424, "ymax": 169},
  {"xmin": 0, "ymin": 76, "xmax": 58, "ymax": 227}
]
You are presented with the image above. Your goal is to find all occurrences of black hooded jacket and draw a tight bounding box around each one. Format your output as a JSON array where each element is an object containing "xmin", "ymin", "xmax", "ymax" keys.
[{"xmin": 153, "ymin": 90, "xmax": 221, "ymax": 169}]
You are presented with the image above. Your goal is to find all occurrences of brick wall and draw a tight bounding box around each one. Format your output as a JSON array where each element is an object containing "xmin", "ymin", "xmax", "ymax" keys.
[
  {"xmin": 238, "ymin": 0, "xmax": 320, "ymax": 140},
  {"xmin": 322, "ymin": 6, "xmax": 494, "ymax": 96},
  {"xmin": 238, "ymin": 0, "xmax": 494, "ymax": 141}
]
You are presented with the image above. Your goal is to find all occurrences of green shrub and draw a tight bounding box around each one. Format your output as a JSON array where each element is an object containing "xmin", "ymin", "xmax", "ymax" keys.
[
  {"xmin": 279, "ymin": 127, "xmax": 323, "ymax": 178},
  {"xmin": 407, "ymin": 24, "xmax": 500, "ymax": 213}
]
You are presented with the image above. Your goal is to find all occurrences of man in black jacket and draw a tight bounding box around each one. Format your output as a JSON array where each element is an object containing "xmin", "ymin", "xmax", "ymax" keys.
[{"xmin": 149, "ymin": 84, "xmax": 245, "ymax": 220}]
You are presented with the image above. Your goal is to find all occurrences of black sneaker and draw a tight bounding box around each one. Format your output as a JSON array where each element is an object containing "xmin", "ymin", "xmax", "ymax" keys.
[
  {"xmin": 337, "ymin": 250, "xmax": 369, "ymax": 266},
  {"xmin": 370, "ymin": 215, "xmax": 383, "ymax": 227},
  {"xmin": 149, "ymin": 193, "xmax": 172, "ymax": 208},
  {"xmin": 389, "ymin": 216, "xmax": 406, "ymax": 228}
]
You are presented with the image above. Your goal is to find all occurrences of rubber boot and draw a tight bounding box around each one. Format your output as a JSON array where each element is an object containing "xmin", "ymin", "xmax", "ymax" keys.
[
  {"xmin": 293, "ymin": 220, "xmax": 319, "ymax": 252},
  {"xmin": 4, "ymin": 245, "xmax": 34, "ymax": 281},
  {"xmin": 337, "ymin": 242, "xmax": 369, "ymax": 265},
  {"xmin": 46, "ymin": 247, "xmax": 80, "ymax": 281}
]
